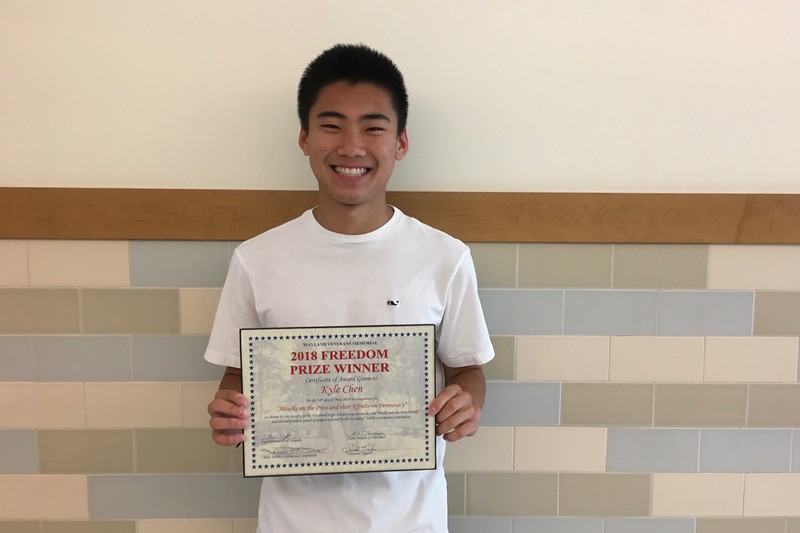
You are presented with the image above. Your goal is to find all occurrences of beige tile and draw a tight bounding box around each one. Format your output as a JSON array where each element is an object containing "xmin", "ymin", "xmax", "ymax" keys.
[
  {"xmin": 0, "ymin": 240, "xmax": 28, "ymax": 286},
  {"xmin": 28, "ymin": 240, "xmax": 129, "ymax": 287},
  {"xmin": 0, "ymin": 382, "xmax": 85, "ymax": 428},
  {"xmin": 136, "ymin": 428, "xmax": 238, "ymax": 473},
  {"xmin": 517, "ymin": 336, "xmax": 609, "ymax": 381},
  {"xmin": 0, "ymin": 289, "xmax": 80, "ymax": 334},
  {"xmin": 446, "ymin": 472, "xmax": 466, "ymax": 515},
  {"xmin": 696, "ymin": 518, "xmax": 786, "ymax": 533},
  {"xmin": 610, "ymin": 337, "xmax": 704, "ymax": 382},
  {"xmin": 443, "ymin": 427, "xmax": 513, "ymax": 472},
  {"xmin": 138, "ymin": 519, "xmax": 233, "ymax": 533},
  {"xmin": 652, "ymin": 473, "xmax": 744, "ymax": 516},
  {"xmin": 559, "ymin": 473, "xmax": 650, "ymax": 516},
  {"xmin": 709, "ymin": 245, "xmax": 800, "ymax": 290},
  {"xmin": 654, "ymin": 384, "xmax": 747, "ymax": 427},
  {"xmin": 180, "ymin": 288, "xmax": 221, "ymax": 334},
  {"xmin": 744, "ymin": 473, "xmax": 800, "ymax": 516},
  {"xmin": 705, "ymin": 337, "xmax": 798, "ymax": 383},
  {"xmin": 518, "ymin": 244, "xmax": 612, "ymax": 288},
  {"xmin": 82, "ymin": 289, "xmax": 180, "ymax": 334},
  {"xmin": 748, "ymin": 384, "xmax": 800, "ymax": 427},
  {"xmin": 0, "ymin": 522, "xmax": 40, "ymax": 533},
  {"xmin": 0, "ymin": 475, "xmax": 88, "ymax": 519},
  {"xmin": 467, "ymin": 243, "xmax": 517, "ymax": 288},
  {"xmin": 182, "ymin": 381, "xmax": 221, "ymax": 427},
  {"xmin": 514, "ymin": 427, "xmax": 606, "ymax": 472},
  {"xmin": 39, "ymin": 430, "xmax": 134, "ymax": 474},
  {"xmin": 754, "ymin": 292, "xmax": 800, "ymax": 336},
  {"xmin": 613, "ymin": 244, "xmax": 708, "ymax": 289},
  {"xmin": 232, "ymin": 519, "xmax": 258, "ymax": 533},
  {"xmin": 561, "ymin": 383, "xmax": 653, "ymax": 426},
  {"xmin": 466, "ymin": 473, "xmax": 557, "ymax": 515},
  {"xmin": 482, "ymin": 336, "xmax": 515, "ymax": 380},
  {"xmin": 42, "ymin": 521, "xmax": 136, "ymax": 533},
  {"xmin": 85, "ymin": 382, "xmax": 182, "ymax": 428}
]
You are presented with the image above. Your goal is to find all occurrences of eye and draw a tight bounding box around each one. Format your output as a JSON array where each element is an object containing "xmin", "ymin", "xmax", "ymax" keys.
[{"xmin": 321, "ymin": 123, "xmax": 341, "ymax": 131}]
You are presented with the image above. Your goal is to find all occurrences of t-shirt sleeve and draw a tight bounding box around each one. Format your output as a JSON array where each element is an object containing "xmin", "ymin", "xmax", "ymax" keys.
[
  {"xmin": 203, "ymin": 250, "xmax": 261, "ymax": 369},
  {"xmin": 436, "ymin": 248, "xmax": 495, "ymax": 368}
]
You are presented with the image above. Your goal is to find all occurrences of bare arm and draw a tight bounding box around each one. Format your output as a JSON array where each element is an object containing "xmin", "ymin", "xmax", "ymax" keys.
[
  {"xmin": 207, "ymin": 366, "xmax": 248, "ymax": 446},
  {"xmin": 427, "ymin": 363, "xmax": 486, "ymax": 443}
]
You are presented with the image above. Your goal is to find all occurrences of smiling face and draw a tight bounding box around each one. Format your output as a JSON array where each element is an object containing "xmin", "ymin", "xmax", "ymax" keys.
[{"xmin": 299, "ymin": 81, "xmax": 409, "ymax": 227}]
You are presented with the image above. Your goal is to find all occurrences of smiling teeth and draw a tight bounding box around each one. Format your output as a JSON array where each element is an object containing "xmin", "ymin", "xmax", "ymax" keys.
[{"xmin": 334, "ymin": 166, "xmax": 368, "ymax": 176}]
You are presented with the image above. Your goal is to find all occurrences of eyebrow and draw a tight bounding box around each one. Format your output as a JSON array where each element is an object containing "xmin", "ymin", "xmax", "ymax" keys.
[{"xmin": 316, "ymin": 111, "xmax": 391, "ymax": 122}]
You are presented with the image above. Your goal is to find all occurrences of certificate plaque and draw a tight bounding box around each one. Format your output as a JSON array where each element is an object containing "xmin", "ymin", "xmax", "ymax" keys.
[{"xmin": 240, "ymin": 324, "xmax": 436, "ymax": 477}]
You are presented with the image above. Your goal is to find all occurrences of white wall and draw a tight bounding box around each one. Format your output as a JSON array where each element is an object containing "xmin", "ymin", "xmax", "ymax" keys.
[{"xmin": 1, "ymin": 0, "xmax": 798, "ymax": 193}]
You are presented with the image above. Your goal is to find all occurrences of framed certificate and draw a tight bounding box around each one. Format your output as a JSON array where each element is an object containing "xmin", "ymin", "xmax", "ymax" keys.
[{"xmin": 240, "ymin": 324, "xmax": 436, "ymax": 477}]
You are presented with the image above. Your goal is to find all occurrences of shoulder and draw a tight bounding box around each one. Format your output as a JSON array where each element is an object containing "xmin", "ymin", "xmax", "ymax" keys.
[
  {"xmin": 235, "ymin": 210, "xmax": 311, "ymax": 259},
  {"xmin": 394, "ymin": 210, "xmax": 470, "ymax": 260}
]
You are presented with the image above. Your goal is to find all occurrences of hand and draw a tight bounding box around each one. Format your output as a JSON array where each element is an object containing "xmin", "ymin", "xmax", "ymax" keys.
[
  {"xmin": 207, "ymin": 389, "xmax": 249, "ymax": 446},
  {"xmin": 428, "ymin": 384, "xmax": 481, "ymax": 443}
]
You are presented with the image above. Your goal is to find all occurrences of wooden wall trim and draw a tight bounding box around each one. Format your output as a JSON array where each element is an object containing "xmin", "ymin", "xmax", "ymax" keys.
[{"xmin": 1, "ymin": 187, "xmax": 799, "ymax": 243}]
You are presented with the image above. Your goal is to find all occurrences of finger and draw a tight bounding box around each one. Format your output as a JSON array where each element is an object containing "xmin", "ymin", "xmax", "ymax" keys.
[
  {"xmin": 428, "ymin": 384, "xmax": 461, "ymax": 416},
  {"xmin": 435, "ymin": 403, "xmax": 474, "ymax": 435},
  {"xmin": 443, "ymin": 419, "xmax": 478, "ymax": 442},
  {"xmin": 207, "ymin": 397, "xmax": 249, "ymax": 419},
  {"xmin": 212, "ymin": 429, "xmax": 246, "ymax": 446},
  {"xmin": 209, "ymin": 413, "xmax": 249, "ymax": 431},
  {"xmin": 215, "ymin": 389, "xmax": 248, "ymax": 406}
]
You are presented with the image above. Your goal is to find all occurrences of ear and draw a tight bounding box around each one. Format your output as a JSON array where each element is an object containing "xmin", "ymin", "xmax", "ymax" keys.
[
  {"xmin": 395, "ymin": 129, "xmax": 409, "ymax": 161},
  {"xmin": 298, "ymin": 128, "xmax": 310, "ymax": 156}
]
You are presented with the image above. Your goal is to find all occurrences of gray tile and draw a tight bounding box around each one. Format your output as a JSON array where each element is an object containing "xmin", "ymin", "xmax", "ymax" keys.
[
  {"xmin": 132, "ymin": 335, "xmax": 218, "ymax": 381},
  {"xmin": 658, "ymin": 291, "xmax": 754, "ymax": 336},
  {"xmin": 129, "ymin": 241, "xmax": 234, "ymax": 288},
  {"xmin": 794, "ymin": 430, "xmax": 800, "ymax": 473},
  {"xmin": 700, "ymin": 429, "xmax": 792, "ymax": 473},
  {"xmin": 513, "ymin": 517, "xmax": 603, "ymax": 533},
  {"xmin": 604, "ymin": 518, "xmax": 695, "ymax": 533},
  {"xmin": 185, "ymin": 474, "xmax": 262, "ymax": 518},
  {"xmin": 0, "ymin": 431, "xmax": 38, "ymax": 473},
  {"xmin": 479, "ymin": 290, "xmax": 563, "ymax": 335},
  {"xmin": 0, "ymin": 335, "xmax": 34, "ymax": 380},
  {"xmin": 32, "ymin": 336, "xmax": 132, "ymax": 381},
  {"xmin": 88, "ymin": 474, "xmax": 260, "ymax": 519},
  {"xmin": 480, "ymin": 382, "xmax": 560, "ymax": 427},
  {"xmin": 564, "ymin": 291, "xmax": 658, "ymax": 335},
  {"xmin": 606, "ymin": 428, "xmax": 699, "ymax": 473},
  {"xmin": 449, "ymin": 516, "xmax": 512, "ymax": 533}
]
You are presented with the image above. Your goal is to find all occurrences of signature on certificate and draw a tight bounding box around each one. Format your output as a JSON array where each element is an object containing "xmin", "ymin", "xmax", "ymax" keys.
[
  {"xmin": 261, "ymin": 431, "xmax": 299, "ymax": 444},
  {"xmin": 265, "ymin": 446, "xmax": 323, "ymax": 458},
  {"xmin": 343, "ymin": 443, "xmax": 376, "ymax": 456},
  {"xmin": 347, "ymin": 430, "xmax": 387, "ymax": 440}
]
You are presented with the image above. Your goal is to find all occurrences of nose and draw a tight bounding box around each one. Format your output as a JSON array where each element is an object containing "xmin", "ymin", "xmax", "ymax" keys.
[{"xmin": 336, "ymin": 130, "xmax": 367, "ymax": 158}]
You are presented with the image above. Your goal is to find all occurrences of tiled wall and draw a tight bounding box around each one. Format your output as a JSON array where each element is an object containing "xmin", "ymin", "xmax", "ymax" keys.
[{"xmin": 1, "ymin": 240, "xmax": 799, "ymax": 533}]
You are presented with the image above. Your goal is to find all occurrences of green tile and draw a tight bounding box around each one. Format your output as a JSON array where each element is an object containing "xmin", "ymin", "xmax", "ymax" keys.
[
  {"xmin": 468, "ymin": 243, "xmax": 517, "ymax": 288},
  {"xmin": 39, "ymin": 430, "xmax": 134, "ymax": 474},
  {"xmin": 754, "ymin": 292, "xmax": 800, "ymax": 335},
  {"xmin": 0, "ymin": 289, "xmax": 80, "ymax": 334},
  {"xmin": 483, "ymin": 336, "xmax": 515, "ymax": 380},
  {"xmin": 519, "ymin": 244, "xmax": 612, "ymax": 288},
  {"xmin": 466, "ymin": 473, "xmax": 557, "ymax": 516},
  {"xmin": 613, "ymin": 244, "xmax": 708, "ymax": 289}
]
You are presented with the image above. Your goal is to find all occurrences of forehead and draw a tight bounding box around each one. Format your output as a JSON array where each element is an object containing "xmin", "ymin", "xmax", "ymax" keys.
[{"xmin": 311, "ymin": 81, "xmax": 397, "ymax": 120}]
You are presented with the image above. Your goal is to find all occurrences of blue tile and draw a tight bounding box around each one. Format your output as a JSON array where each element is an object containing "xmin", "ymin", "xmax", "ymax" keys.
[
  {"xmin": 0, "ymin": 431, "xmax": 38, "ymax": 473},
  {"xmin": 604, "ymin": 518, "xmax": 695, "ymax": 533},
  {"xmin": 607, "ymin": 428, "xmax": 699, "ymax": 473},
  {"xmin": 31, "ymin": 336, "xmax": 132, "ymax": 381},
  {"xmin": 132, "ymin": 335, "xmax": 218, "ymax": 381},
  {"xmin": 481, "ymin": 382, "xmax": 560, "ymax": 427},
  {"xmin": 700, "ymin": 429, "xmax": 792, "ymax": 472},
  {"xmin": 564, "ymin": 291, "xmax": 658, "ymax": 335},
  {"xmin": 479, "ymin": 290, "xmax": 563, "ymax": 335},
  {"xmin": 449, "ymin": 516, "xmax": 512, "ymax": 533},
  {"xmin": 658, "ymin": 291, "xmax": 753, "ymax": 336},
  {"xmin": 513, "ymin": 517, "xmax": 603, "ymax": 533},
  {"xmin": 129, "ymin": 241, "xmax": 235, "ymax": 287},
  {"xmin": 89, "ymin": 474, "xmax": 260, "ymax": 519},
  {"xmin": 0, "ymin": 335, "xmax": 34, "ymax": 380}
]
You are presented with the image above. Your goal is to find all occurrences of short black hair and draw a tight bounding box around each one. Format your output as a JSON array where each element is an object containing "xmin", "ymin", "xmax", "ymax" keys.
[{"xmin": 297, "ymin": 44, "xmax": 408, "ymax": 133}]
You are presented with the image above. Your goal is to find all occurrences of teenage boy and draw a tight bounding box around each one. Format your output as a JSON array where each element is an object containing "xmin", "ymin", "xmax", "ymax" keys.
[{"xmin": 205, "ymin": 43, "xmax": 494, "ymax": 533}]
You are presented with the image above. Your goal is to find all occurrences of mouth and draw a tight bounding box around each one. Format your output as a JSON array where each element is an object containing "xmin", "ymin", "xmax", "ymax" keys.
[{"xmin": 332, "ymin": 165, "xmax": 370, "ymax": 178}]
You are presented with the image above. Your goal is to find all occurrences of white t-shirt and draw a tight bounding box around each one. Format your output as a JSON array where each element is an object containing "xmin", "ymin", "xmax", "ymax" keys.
[{"xmin": 205, "ymin": 207, "xmax": 494, "ymax": 533}]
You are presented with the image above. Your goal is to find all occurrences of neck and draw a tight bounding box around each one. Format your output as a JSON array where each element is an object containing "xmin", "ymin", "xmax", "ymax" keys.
[{"xmin": 312, "ymin": 200, "xmax": 394, "ymax": 235}]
